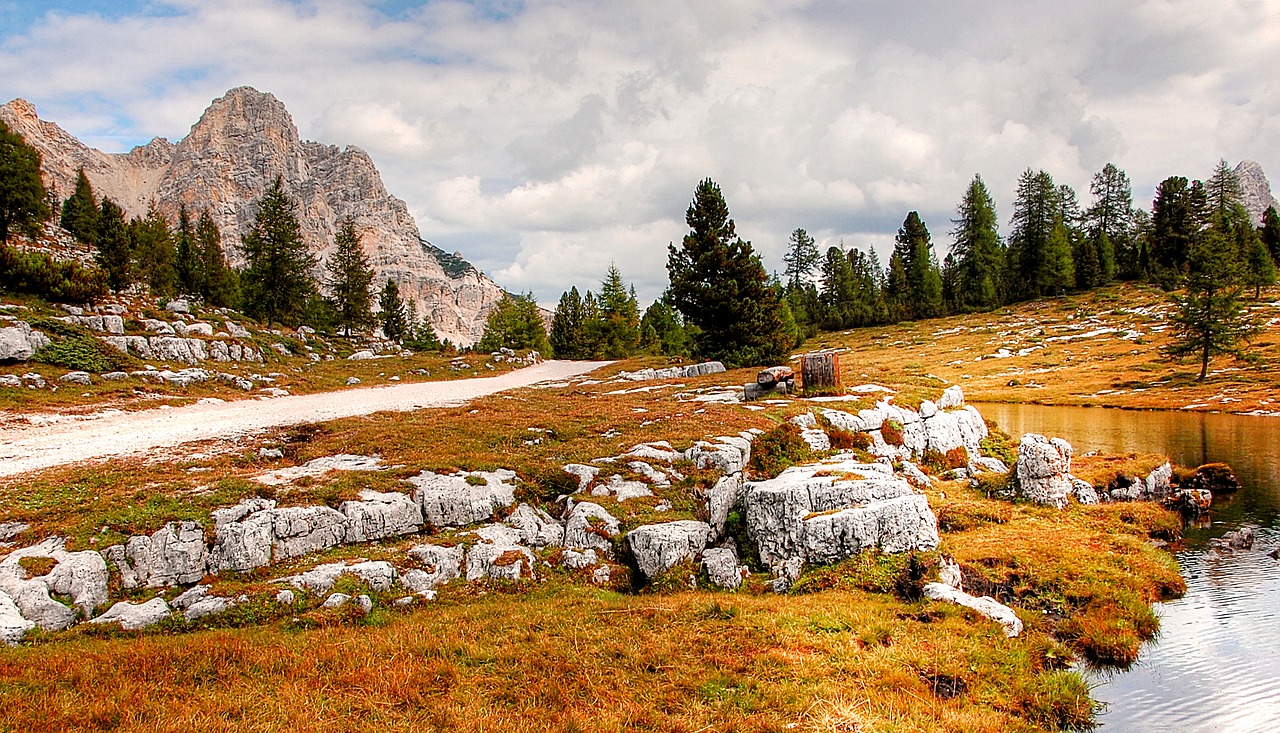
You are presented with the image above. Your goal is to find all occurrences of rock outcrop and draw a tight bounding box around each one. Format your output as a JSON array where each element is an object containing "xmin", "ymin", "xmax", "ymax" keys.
[
  {"xmin": 923, "ymin": 582, "xmax": 1023, "ymax": 637},
  {"xmin": 1235, "ymin": 160, "xmax": 1280, "ymax": 227},
  {"xmin": 1014, "ymin": 434, "xmax": 1075, "ymax": 508},
  {"xmin": 625, "ymin": 521, "xmax": 711, "ymax": 580},
  {"xmin": 0, "ymin": 89, "xmax": 507, "ymax": 346}
]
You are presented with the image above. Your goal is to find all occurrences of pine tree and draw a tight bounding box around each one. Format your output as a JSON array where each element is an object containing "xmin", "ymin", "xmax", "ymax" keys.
[
  {"xmin": 324, "ymin": 218, "xmax": 376, "ymax": 337},
  {"xmin": 596, "ymin": 265, "xmax": 641, "ymax": 358},
  {"xmin": 240, "ymin": 176, "xmax": 318, "ymax": 326},
  {"xmin": 0, "ymin": 120, "xmax": 49, "ymax": 245},
  {"xmin": 95, "ymin": 198, "xmax": 131, "ymax": 291},
  {"xmin": 1168, "ymin": 228, "xmax": 1257, "ymax": 381},
  {"xmin": 782, "ymin": 227, "xmax": 819, "ymax": 289},
  {"xmin": 549, "ymin": 286, "xmax": 589, "ymax": 359},
  {"xmin": 196, "ymin": 211, "xmax": 236, "ymax": 307},
  {"xmin": 666, "ymin": 178, "xmax": 791, "ymax": 367},
  {"xmin": 130, "ymin": 204, "xmax": 178, "ymax": 296},
  {"xmin": 950, "ymin": 174, "xmax": 1004, "ymax": 311},
  {"xmin": 60, "ymin": 169, "xmax": 99, "ymax": 246},
  {"xmin": 378, "ymin": 278, "xmax": 410, "ymax": 342},
  {"xmin": 477, "ymin": 293, "xmax": 549, "ymax": 353}
]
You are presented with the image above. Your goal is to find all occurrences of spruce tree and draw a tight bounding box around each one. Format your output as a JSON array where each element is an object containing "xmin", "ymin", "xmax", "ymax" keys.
[
  {"xmin": 893, "ymin": 211, "xmax": 944, "ymax": 319},
  {"xmin": 174, "ymin": 206, "xmax": 201, "ymax": 296},
  {"xmin": 196, "ymin": 211, "xmax": 236, "ymax": 307},
  {"xmin": 1150, "ymin": 176, "xmax": 1205, "ymax": 274},
  {"xmin": 324, "ymin": 218, "xmax": 376, "ymax": 336},
  {"xmin": 1262, "ymin": 206, "xmax": 1280, "ymax": 265},
  {"xmin": 0, "ymin": 119, "xmax": 49, "ymax": 245},
  {"xmin": 820, "ymin": 245, "xmax": 855, "ymax": 329},
  {"xmin": 782, "ymin": 227, "xmax": 819, "ymax": 289},
  {"xmin": 1006, "ymin": 169, "xmax": 1062, "ymax": 300},
  {"xmin": 640, "ymin": 296, "xmax": 689, "ymax": 356},
  {"xmin": 240, "ymin": 176, "xmax": 318, "ymax": 326},
  {"xmin": 595, "ymin": 265, "xmax": 641, "ymax": 358},
  {"xmin": 378, "ymin": 278, "xmax": 410, "ymax": 342},
  {"xmin": 666, "ymin": 178, "xmax": 791, "ymax": 367},
  {"xmin": 1244, "ymin": 229, "xmax": 1277, "ymax": 298},
  {"xmin": 950, "ymin": 174, "xmax": 1004, "ymax": 311},
  {"xmin": 1168, "ymin": 228, "xmax": 1256, "ymax": 381},
  {"xmin": 95, "ymin": 198, "xmax": 132, "ymax": 291},
  {"xmin": 60, "ymin": 169, "xmax": 99, "ymax": 246},
  {"xmin": 549, "ymin": 286, "xmax": 589, "ymax": 359},
  {"xmin": 130, "ymin": 204, "xmax": 178, "ymax": 296}
]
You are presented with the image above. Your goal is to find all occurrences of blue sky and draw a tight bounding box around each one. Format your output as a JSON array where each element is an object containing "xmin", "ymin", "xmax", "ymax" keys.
[{"xmin": 2, "ymin": 0, "xmax": 1278, "ymax": 304}]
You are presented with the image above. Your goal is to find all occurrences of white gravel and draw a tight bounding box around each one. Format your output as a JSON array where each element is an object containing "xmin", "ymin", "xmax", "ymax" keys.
[{"xmin": 0, "ymin": 360, "xmax": 611, "ymax": 478}]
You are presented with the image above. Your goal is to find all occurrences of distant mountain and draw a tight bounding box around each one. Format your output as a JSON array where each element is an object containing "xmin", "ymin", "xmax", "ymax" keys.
[
  {"xmin": 0, "ymin": 88, "xmax": 504, "ymax": 346},
  {"xmin": 1234, "ymin": 160, "xmax": 1279, "ymax": 227}
]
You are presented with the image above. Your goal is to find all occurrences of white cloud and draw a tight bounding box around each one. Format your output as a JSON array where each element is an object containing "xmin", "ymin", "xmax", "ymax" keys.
[{"xmin": 2, "ymin": 0, "xmax": 1279, "ymax": 304}]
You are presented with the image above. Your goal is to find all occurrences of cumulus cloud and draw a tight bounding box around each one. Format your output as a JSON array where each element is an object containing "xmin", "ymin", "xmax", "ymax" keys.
[{"xmin": 1, "ymin": 0, "xmax": 1279, "ymax": 305}]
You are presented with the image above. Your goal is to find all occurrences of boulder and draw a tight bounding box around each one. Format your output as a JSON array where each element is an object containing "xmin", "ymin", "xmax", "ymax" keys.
[
  {"xmin": 283, "ymin": 561, "xmax": 396, "ymax": 594},
  {"xmin": 923, "ymin": 582, "xmax": 1022, "ymax": 637},
  {"xmin": 1015, "ymin": 434, "xmax": 1074, "ymax": 508},
  {"xmin": 465, "ymin": 543, "xmax": 535, "ymax": 582},
  {"xmin": 0, "ymin": 539, "xmax": 110, "ymax": 616},
  {"xmin": 936, "ymin": 386, "xmax": 965, "ymax": 410},
  {"xmin": 685, "ymin": 437, "xmax": 750, "ymax": 474},
  {"xmin": 409, "ymin": 469, "xmax": 518, "ymax": 527},
  {"xmin": 505, "ymin": 504, "xmax": 564, "ymax": 548},
  {"xmin": 706, "ymin": 474, "xmax": 743, "ymax": 541},
  {"xmin": 1144, "ymin": 462, "xmax": 1173, "ymax": 497},
  {"xmin": 1069, "ymin": 478, "xmax": 1100, "ymax": 505},
  {"xmin": 562, "ymin": 464, "xmax": 600, "ymax": 492},
  {"xmin": 701, "ymin": 547, "xmax": 747, "ymax": 589},
  {"xmin": 89, "ymin": 598, "xmax": 172, "ymax": 630},
  {"xmin": 172, "ymin": 585, "xmax": 242, "ymax": 621},
  {"xmin": 268, "ymin": 506, "xmax": 349, "ymax": 561},
  {"xmin": 597, "ymin": 474, "xmax": 653, "ymax": 502},
  {"xmin": 0, "ymin": 322, "xmax": 50, "ymax": 361},
  {"xmin": 402, "ymin": 544, "xmax": 464, "ymax": 593},
  {"xmin": 207, "ymin": 500, "xmax": 345, "ymax": 571},
  {"xmin": 626, "ymin": 521, "xmax": 711, "ymax": 580},
  {"xmin": 743, "ymin": 459, "xmax": 939, "ymax": 581},
  {"xmin": 340, "ymin": 490, "xmax": 423, "ymax": 543},
  {"xmin": 1187, "ymin": 463, "xmax": 1242, "ymax": 494},
  {"xmin": 58, "ymin": 371, "xmax": 91, "ymax": 385},
  {"xmin": 0, "ymin": 590, "xmax": 35, "ymax": 645},
  {"xmin": 969, "ymin": 457, "xmax": 1009, "ymax": 474},
  {"xmin": 8, "ymin": 582, "xmax": 76, "ymax": 630},
  {"xmin": 563, "ymin": 502, "xmax": 620, "ymax": 555},
  {"xmin": 115, "ymin": 521, "xmax": 209, "ymax": 588},
  {"xmin": 622, "ymin": 442, "xmax": 683, "ymax": 463},
  {"xmin": 628, "ymin": 461, "xmax": 672, "ymax": 487},
  {"xmin": 165, "ymin": 299, "xmax": 190, "ymax": 314},
  {"xmin": 321, "ymin": 593, "xmax": 351, "ymax": 608},
  {"xmin": 1211, "ymin": 526, "xmax": 1256, "ymax": 551},
  {"xmin": 560, "ymin": 548, "xmax": 599, "ymax": 570}
]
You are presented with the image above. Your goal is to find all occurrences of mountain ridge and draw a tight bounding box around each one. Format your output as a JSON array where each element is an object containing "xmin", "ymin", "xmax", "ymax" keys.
[{"xmin": 0, "ymin": 88, "xmax": 503, "ymax": 346}]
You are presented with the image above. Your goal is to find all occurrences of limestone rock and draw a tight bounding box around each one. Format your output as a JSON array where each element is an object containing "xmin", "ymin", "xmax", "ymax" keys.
[
  {"xmin": 119, "ymin": 521, "xmax": 209, "ymax": 588},
  {"xmin": 1015, "ymin": 434, "xmax": 1074, "ymax": 508},
  {"xmin": 1235, "ymin": 160, "xmax": 1280, "ymax": 226},
  {"xmin": 923, "ymin": 582, "xmax": 1023, "ymax": 637},
  {"xmin": 465, "ymin": 544, "xmax": 535, "ymax": 582},
  {"xmin": 0, "ymin": 321, "xmax": 50, "ymax": 361},
  {"xmin": 969, "ymin": 457, "xmax": 1009, "ymax": 474},
  {"xmin": 560, "ymin": 548, "xmax": 599, "ymax": 570},
  {"xmin": 626, "ymin": 521, "xmax": 711, "ymax": 580},
  {"xmin": 340, "ymin": 490, "xmax": 423, "ymax": 543},
  {"xmin": 0, "ymin": 590, "xmax": 35, "ymax": 646},
  {"xmin": 706, "ymin": 474, "xmax": 743, "ymax": 541},
  {"xmin": 1070, "ymin": 477, "xmax": 1100, "ymax": 505},
  {"xmin": 89, "ymin": 598, "xmax": 171, "ymax": 630},
  {"xmin": 268, "ymin": 506, "xmax": 349, "ymax": 561},
  {"xmin": 283, "ymin": 561, "xmax": 396, "ymax": 594},
  {"xmin": 1145, "ymin": 462, "xmax": 1173, "ymax": 497},
  {"xmin": 936, "ymin": 386, "xmax": 965, "ymax": 410},
  {"xmin": 275, "ymin": 589, "xmax": 296, "ymax": 604},
  {"xmin": 563, "ymin": 502, "xmax": 621, "ymax": 555},
  {"xmin": 402, "ymin": 544, "xmax": 464, "ymax": 593},
  {"xmin": 505, "ymin": 503, "xmax": 564, "ymax": 548},
  {"xmin": 409, "ymin": 469, "xmax": 518, "ymax": 527},
  {"xmin": 0, "ymin": 539, "xmax": 109, "ymax": 616},
  {"xmin": 58, "ymin": 371, "xmax": 91, "ymax": 385},
  {"xmin": 321, "ymin": 593, "xmax": 351, "ymax": 609},
  {"xmin": 9, "ymin": 582, "xmax": 77, "ymax": 631},
  {"xmin": 563, "ymin": 464, "xmax": 600, "ymax": 492},
  {"xmin": 208, "ymin": 500, "xmax": 346, "ymax": 572},
  {"xmin": 701, "ymin": 547, "xmax": 747, "ymax": 589},
  {"xmin": 801, "ymin": 496, "xmax": 942, "ymax": 565}
]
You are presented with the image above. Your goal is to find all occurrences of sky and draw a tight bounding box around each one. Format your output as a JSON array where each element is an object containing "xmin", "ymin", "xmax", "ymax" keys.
[{"xmin": 2, "ymin": 0, "xmax": 1279, "ymax": 305}]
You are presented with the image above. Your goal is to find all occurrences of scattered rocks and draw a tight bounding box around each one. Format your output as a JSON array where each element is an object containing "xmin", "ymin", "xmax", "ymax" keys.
[
  {"xmin": 0, "ymin": 321, "xmax": 50, "ymax": 361},
  {"xmin": 254, "ymin": 454, "xmax": 388, "ymax": 486},
  {"xmin": 1211, "ymin": 526, "xmax": 1257, "ymax": 551},
  {"xmin": 1186, "ymin": 463, "xmax": 1242, "ymax": 495},
  {"xmin": 923, "ymin": 582, "xmax": 1023, "ymax": 637},
  {"xmin": 505, "ymin": 503, "xmax": 564, "ymax": 547},
  {"xmin": 618, "ymin": 361, "xmax": 725, "ymax": 381},
  {"xmin": 465, "ymin": 543, "xmax": 535, "ymax": 581},
  {"xmin": 58, "ymin": 371, "xmax": 91, "ymax": 386},
  {"xmin": 283, "ymin": 561, "xmax": 396, "ymax": 594},
  {"xmin": 106, "ymin": 521, "xmax": 209, "ymax": 588},
  {"xmin": 402, "ymin": 544, "xmax": 464, "ymax": 593}
]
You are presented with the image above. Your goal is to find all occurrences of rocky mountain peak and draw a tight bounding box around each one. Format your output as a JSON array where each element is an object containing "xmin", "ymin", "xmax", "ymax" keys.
[
  {"xmin": 0, "ymin": 88, "xmax": 505, "ymax": 346},
  {"xmin": 1234, "ymin": 160, "xmax": 1278, "ymax": 227}
]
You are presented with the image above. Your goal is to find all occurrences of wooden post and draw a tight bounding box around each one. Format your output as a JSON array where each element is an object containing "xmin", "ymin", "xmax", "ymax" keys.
[{"xmin": 801, "ymin": 350, "xmax": 841, "ymax": 395}]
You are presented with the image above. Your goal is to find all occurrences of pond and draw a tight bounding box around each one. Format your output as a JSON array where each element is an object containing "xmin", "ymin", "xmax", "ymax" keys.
[{"xmin": 977, "ymin": 403, "xmax": 1280, "ymax": 733}]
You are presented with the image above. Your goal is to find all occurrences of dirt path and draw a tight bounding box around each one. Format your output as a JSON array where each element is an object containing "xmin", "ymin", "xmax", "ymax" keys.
[{"xmin": 0, "ymin": 360, "xmax": 612, "ymax": 478}]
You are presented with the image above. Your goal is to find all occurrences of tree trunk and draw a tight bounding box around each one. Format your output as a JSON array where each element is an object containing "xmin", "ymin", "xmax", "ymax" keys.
[
  {"xmin": 802, "ymin": 350, "xmax": 841, "ymax": 395},
  {"xmin": 1199, "ymin": 335, "xmax": 1210, "ymax": 382}
]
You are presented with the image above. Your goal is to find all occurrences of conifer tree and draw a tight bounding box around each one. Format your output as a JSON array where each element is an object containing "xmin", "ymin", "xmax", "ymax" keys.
[
  {"xmin": 950, "ymin": 174, "xmax": 1004, "ymax": 311},
  {"xmin": 477, "ymin": 293, "xmax": 549, "ymax": 353},
  {"xmin": 196, "ymin": 211, "xmax": 236, "ymax": 307},
  {"xmin": 95, "ymin": 198, "xmax": 131, "ymax": 291},
  {"xmin": 666, "ymin": 178, "xmax": 791, "ymax": 367},
  {"xmin": 1262, "ymin": 206, "xmax": 1280, "ymax": 265},
  {"xmin": 130, "ymin": 204, "xmax": 178, "ymax": 296},
  {"xmin": 819, "ymin": 245, "xmax": 855, "ymax": 329},
  {"xmin": 1006, "ymin": 169, "xmax": 1063, "ymax": 300},
  {"xmin": 1085, "ymin": 163, "xmax": 1132, "ymax": 280},
  {"xmin": 324, "ymin": 218, "xmax": 376, "ymax": 336},
  {"xmin": 1168, "ymin": 227, "xmax": 1256, "ymax": 381},
  {"xmin": 1150, "ymin": 176, "xmax": 1206, "ymax": 274},
  {"xmin": 1244, "ymin": 228, "xmax": 1277, "ymax": 298},
  {"xmin": 892, "ymin": 211, "xmax": 944, "ymax": 319},
  {"xmin": 240, "ymin": 176, "xmax": 317, "ymax": 326},
  {"xmin": 549, "ymin": 286, "xmax": 589, "ymax": 359},
  {"xmin": 60, "ymin": 169, "xmax": 99, "ymax": 246},
  {"xmin": 782, "ymin": 227, "xmax": 819, "ymax": 289},
  {"xmin": 595, "ymin": 265, "xmax": 641, "ymax": 358},
  {"xmin": 639, "ymin": 296, "xmax": 689, "ymax": 356},
  {"xmin": 174, "ymin": 206, "xmax": 201, "ymax": 296},
  {"xmin": 378, "ymin": 278, "xmax": 410, "ymax": 342},
  {"xmin": 0, "ymin": 119, "xmax": 49, "ymax": 245},
  {"xmin": 401, "ymin": 297, "xmax": 443, "ymax": 351}
]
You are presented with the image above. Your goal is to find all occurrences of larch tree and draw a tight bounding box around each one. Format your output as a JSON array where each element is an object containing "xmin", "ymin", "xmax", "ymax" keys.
[
  {"xmin": 196, "ymin": 211, "xmax": 236, "ymax": 307},
  {"xmin": 1006, "ymin": 169, "xmax": 1062, "ymax": 300},
  {"xmin": 130, "ymin": 204, "xmax": 178, "ymax": 296},
  {"xmin": 476, "ymin": 292, "xmax": 549, "ymax": 353},
  {"xmin": 596, "ymin": 265, "xmax": 641, "ymax": 358},
  {"xmin": 324, "ymin": 218, "xmax": 376, "ymax": 336},
  {"xmin": 782, "ymin": 227, "xmax": 819, "ymax": 289},
  {"xmin": 666, "ymin": 178, "xmax": 791, "ymax": 367},
  {"xmin": 174, "ymin": 205, "xmax": 202, "ymax": 296},
  {"xmin": 1085, "ymin": 163, "xmax": 1133, "ymax": 280},
  {"xmin": 240, "ymin": 176, "xmax": 318, "ymax": 326},
  {"xmin": 1167, "ymin": 227, "xmax": 1256, "ymax": 381}
]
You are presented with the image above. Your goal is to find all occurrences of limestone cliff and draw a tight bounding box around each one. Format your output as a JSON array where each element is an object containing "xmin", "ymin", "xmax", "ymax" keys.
[
  {"xmin": 0, "ymin": 88, "xmax": 502, "ymax": 346},
  {"xmin": 1234, "ymin": 160, "xmax": 1279, "ymax": 227}
]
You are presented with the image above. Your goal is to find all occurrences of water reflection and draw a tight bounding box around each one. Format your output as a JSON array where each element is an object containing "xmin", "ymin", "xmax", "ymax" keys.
[{"xmin": 976, "ymin": 404, "xmax": 1280, "ymax": 733}]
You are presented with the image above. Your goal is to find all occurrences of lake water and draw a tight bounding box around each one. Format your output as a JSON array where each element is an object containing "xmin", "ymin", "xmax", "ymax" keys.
[{"xmin": 977, "ymin": 403, "xmax": 1280, "ymax": 733}]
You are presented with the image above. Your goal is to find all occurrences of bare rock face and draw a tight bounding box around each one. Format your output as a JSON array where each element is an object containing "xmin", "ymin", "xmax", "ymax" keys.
[
  {"xmin": 1235, "ymin": 160, "xmax": 1279, "ymax": 227},
  {"xmin": 0, "ymin": 89, "xmax": 506, "ymax": 346}
]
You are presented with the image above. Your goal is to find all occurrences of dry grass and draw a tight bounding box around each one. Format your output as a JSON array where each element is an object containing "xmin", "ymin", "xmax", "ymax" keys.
[{"xmin": 803, "ymin": 283, "xmax": 1280, "ymax": 414}]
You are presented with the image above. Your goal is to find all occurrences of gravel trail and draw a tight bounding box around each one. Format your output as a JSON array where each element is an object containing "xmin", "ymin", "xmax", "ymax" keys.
[{"xmin": 0, "ymin": 360, "xmax": 611, "ymax": 478}]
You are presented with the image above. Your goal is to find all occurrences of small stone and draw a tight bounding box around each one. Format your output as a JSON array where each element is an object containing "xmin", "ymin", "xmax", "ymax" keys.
[
  {"xmin": 346, "ymin": 377, "xmax": 361, "ymax": 385},
  {"xmin": 321, "ymin": 593, "xmax": 351, "ymax": 608},
  {"xmin": 356, "ymin": 595, "xmax": 373, "ymax": 614},
  {"xmin": 58, "ymin": 371, "xmax": 92, "ymax": 386},
  {"xmin": 275, "ymin": 589, "xmax": 296, "ymax": 604}
]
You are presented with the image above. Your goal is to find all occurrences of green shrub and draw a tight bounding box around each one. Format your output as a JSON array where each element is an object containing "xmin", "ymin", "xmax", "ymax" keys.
[
  {"xmin": 747, "ymin": 423, "xmax": 810, "ymax": 478},
  {"xmin": 29, "ymin": 318, "xmax": 136, "ymax": 373},
  {"xmin": 0, "ymin": 244, "xmax": 108, "ymax": 303}
]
